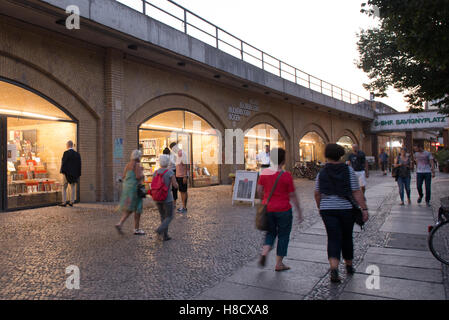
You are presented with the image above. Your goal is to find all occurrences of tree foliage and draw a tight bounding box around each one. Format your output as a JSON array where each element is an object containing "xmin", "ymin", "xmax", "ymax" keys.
[{"xmin": 357, "ymin": 0, "xmax": 449, "ymax": 114}]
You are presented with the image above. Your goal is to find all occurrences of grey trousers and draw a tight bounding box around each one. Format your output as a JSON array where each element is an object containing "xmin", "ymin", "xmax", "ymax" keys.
[
  {"xmin": 62, "ymin": 175, "xmax": 77, "ymax": 203},
  {"xmin": 156, "ymin": 201, "xmax": 174, "ymax": 237}
]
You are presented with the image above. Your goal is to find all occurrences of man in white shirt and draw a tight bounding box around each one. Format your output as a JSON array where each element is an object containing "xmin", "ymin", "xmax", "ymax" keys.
[{"xmin": 257, "ymin": 145, "xmax": 271, "ymax": 169}]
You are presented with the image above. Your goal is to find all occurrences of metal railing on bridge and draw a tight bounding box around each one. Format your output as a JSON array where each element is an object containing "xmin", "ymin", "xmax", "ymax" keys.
[{"xmin": 117, "ymin": 0, "xmax": 369, "ymax": 106}]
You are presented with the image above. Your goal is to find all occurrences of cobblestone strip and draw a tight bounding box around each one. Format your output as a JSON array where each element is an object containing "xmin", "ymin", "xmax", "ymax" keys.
[{"xmin": 303, "ymin": 183, "xmax": 397, "ymax": 300}]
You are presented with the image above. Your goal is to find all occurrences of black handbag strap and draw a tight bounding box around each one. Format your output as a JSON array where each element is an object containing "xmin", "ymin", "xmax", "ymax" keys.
[{"xmin": 266, "ymin": 171, "xmax": 284, "ymax": 205}]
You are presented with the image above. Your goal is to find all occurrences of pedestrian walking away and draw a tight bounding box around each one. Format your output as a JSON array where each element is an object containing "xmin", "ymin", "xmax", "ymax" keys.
[
  {"xmin": 257, "ymin": 148, "xmax": 304, "ymax": 272},
  {"xmin": 174, "ymin": 144, "xmax": 189, "ymax": 214},
  {"xmin": 347, "ymin": 144, "xmax": 369, "ymax": 195},
  {"xmin": 413, "ymin": 143, "xmax": 436, "ymax": 207},
  {"xmin": 115, "ymin": 150, "xmax": 145, "ymax": 235},
  {"xmin": 315, "ymin": 144, "xmax": 369, "ymax": 283},
  {"xmin": 379, "ymin": 148, "xmax": 389, "ymax": 175},
  {"xmin": 152, "ymin": 154, "xmax": 179, "ymax": 241},
  {"xmin": 167, "ymin": 142, "xmax": 179, "ymax": 210},
  {"xmin": 393, "ymin": 148, "xmax": 413, "ymax": 205},
  {"xmin": 59, "ymin": 140, "xmax": 81, "ymax": 207}
]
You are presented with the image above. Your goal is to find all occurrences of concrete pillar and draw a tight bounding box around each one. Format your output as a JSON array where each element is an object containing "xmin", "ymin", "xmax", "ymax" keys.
[
  {"xmin": 406, "ymin": 131, "xmax": 413, "ymax": 154},
  {"xmin": 104, "ymin": 48, "xmax": 126, "ymax": 201},
  {"xmin": 443, "ymin": 129, "xmax": 449, "ymax": 148}
]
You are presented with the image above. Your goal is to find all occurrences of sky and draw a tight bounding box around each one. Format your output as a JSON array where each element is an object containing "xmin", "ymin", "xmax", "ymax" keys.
[{"xmin": 118, "ymin": 0, "xmax": 409, "ymax": 111}]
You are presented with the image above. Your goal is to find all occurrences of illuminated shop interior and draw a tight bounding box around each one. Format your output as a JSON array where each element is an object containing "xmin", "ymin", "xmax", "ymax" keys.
[
  {"xmin": 0, "ymin": 80, "xmax": 77, "ymax": 210},
  {"xmin": 139, "ymin": 110, "xmax": 220, "ymax": 187},
  {"xmin": 244, "ymin": 123, "xmax": 285, "ymax": 170},
  {"xmin": 299, "ymin": 131, "xmax": 325, "ymax": 163}
]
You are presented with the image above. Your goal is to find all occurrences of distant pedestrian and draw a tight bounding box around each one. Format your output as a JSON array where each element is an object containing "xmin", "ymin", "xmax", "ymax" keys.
[
  {"xmin": 174, "ymin": 144, "xmax": 189, "ymax": 214},
  {"xmin": 315, "ymin": 144, "xmax": 369, "ymax": 283},
  {"xmin": 413, "ymin": 144, "xmax": 436, "ymax": 207},
  {"xmin": 379, "ymin": 148, "xmax": 389, "ymax": 175},
  {"xmin": 153, "ymin": 154, "xmax": 179, "ymax": 241},
  {"xmin": 393, "ymin": 148, "xmax": 413, "ymax": 205},
  {"xmin": 257, "ymin": 148, "xmax": 303, "ymax": 272},
  {"xmin": 115, "ymin": 150, "xmax": 145, "ymax": 235},
  {"xmin": 347, "ymin": 144, "xmax": 369, "ymax": 195},
  {"xmin": 166, "ymin": 143, "xmax": 179, "ymax": 209},
  {"xmin": 59, "ymin": 140, "xmax": 81, "ymax": 207}
]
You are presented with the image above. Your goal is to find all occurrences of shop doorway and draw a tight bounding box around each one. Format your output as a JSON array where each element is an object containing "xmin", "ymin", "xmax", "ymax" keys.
[
  {"xmin": 139, "ymin": 110, "xmax": 220, "ymax": 188},
  {"xmin": 0, "ymin": 79, "xmax": 78, "ymax": 211},
  {"xmin": 244, "ymin": 123, "xmax": 286, "ymax": 171},
  {"xmin": 299, "ymin": 132, "xmax": 326, "ymax": 163},
  {"xmin": 337, "ymin": 135, "xmax": 355, "ymax": 160}
]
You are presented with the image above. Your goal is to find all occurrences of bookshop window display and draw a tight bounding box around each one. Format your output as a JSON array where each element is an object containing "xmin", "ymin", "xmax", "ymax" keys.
[
  {"xmin": 0, "ymin": 79, "xmax": 77, "ymax": 210},
  {"xmin": 244, "ymin": 123, "xmax": 285, "ymax": 171},
  {"xmin": 139, "ymin": 110, "xmax": 220, "ymax": 188},
  {"xmin": 299, "ymin": 132, "xmax": 325, "ymax": 163}
]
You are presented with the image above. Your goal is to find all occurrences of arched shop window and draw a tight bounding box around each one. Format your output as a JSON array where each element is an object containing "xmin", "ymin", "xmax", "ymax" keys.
[
  {"xmin": 244, "ymin": 123, "xmax": 286, "ymax": 171},
  {"xmin": 299, "ymin": 132, "xmax": 325, "ymax": 163},
  {"xmin": 337, "ymin": 135, "xmax": 354, "ymax": 159},
  {"xmin": 139, "ymin": 110, "xmax": 220, "ymax": 187},
  {"xmin": 0, "ymin": 79, "xmax": 77, "ymax": 210}
]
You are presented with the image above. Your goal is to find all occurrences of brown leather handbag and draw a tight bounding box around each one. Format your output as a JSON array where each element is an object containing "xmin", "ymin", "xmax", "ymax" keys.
[{"xmin": 255, "ymin": 171, "xmax": 284, "ymax": 231}]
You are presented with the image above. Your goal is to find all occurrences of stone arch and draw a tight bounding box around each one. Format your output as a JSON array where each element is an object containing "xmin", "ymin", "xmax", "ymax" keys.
[
  {"xmin": 242, "ymin": 112, "xmax": 291, "ymax": 141},
  {"xmin": 335, "ymin": 128, "xmax": 359, "ymax": 146},
  {"xmin": 127, "ymin": 93, "xmax": 227, "ymax": 163},
  {"xmin": 0, "ymin": 52, "xmax": 101, "ymax": 202},
  {"xmin": 297, "ymin": 123, "xmax": 330, "ymax": 143}
]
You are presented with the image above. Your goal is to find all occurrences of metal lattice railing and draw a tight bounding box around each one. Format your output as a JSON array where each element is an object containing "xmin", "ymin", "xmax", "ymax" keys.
[{"xmin": 117, "ymin": 0, "xmax": 369, "ymax": 106}]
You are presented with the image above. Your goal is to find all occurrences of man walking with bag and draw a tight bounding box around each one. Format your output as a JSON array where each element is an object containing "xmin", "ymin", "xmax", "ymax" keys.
[{"xmin": 59, "ymin": 140, "xmax": 81, "ymax": 207}]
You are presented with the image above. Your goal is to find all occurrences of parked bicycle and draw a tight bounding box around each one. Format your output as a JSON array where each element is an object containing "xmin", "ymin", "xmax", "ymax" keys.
[
  {"xmin": 428, "ymin": 206, "xmax": 449, "ymax": 265},
  {"xmin": 293, "ymin": 161, "xmax": 323, "ymax": 180}
]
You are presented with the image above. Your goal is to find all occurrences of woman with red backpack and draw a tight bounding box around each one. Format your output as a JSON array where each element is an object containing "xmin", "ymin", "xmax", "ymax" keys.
[{"xmin": 151, "ymin": 154, "xmax": 179, "ymax": 241}]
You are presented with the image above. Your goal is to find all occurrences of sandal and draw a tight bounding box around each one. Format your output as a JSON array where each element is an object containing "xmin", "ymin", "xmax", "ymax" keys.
[
  {"xmin": 258, "ymin": 255, "xmax": 267, "ymax": 268},
  {"xmin": 275, "ymin": 265, "xmax": 291, "ymax": 272},
  {"xmin": 115, "ymin": 224, "xmax": 123, "ymax": 235}
]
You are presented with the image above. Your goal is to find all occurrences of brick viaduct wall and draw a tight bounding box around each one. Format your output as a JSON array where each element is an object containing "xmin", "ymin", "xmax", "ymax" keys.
[{"xmin": 0, "ymin": 17, "xmax": 369, "ymax": 203}]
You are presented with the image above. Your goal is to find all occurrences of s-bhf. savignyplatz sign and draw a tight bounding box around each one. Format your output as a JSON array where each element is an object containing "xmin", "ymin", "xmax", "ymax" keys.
[{"xmin": 371, "ymin": 111, "xmax": 449, "ymax": 133}]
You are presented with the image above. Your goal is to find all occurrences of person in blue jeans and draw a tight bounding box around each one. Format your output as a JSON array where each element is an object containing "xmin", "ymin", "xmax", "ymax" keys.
[
  {"xmin": 393, "ymin": 148, "xmax": 413, "ymax": 205},
  {"xmin": 413, "ymin": 144, "xmax": 435, "ymax": 207},
  {"xmin": 257, "ymin": 148, "xmax": 303, "ymax": 272}
]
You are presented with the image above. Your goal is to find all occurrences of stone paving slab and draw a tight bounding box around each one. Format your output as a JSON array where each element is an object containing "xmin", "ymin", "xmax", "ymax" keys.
[
  {"xmin": 385, "ymin": 233, "xmax": 429, "ymax": 251},
  {"xmin": 367, "ymin": 246, "xmax": 434, "ymax": 259},
  {"xmin": 380, "ymin": 221, "xmax": 430, "ymax": 235},
  {"xmin": 285, "ymin": 247, "xmax": 330, "ymax": 264},
  {"xmin": 288, "ymin": 241, "xmax": 327, "ymax": 251},
  {"xmin": 291, "ymin": 234, "xmax": 327, "ymax": 245},
  {"xmin": 363, "ymin": 252, "xmax": 442, "ymax": 269},
  {"xmin": 245, "ymin": 259, "xmax": 329, "ymax": 278},
  {"xmin": 197, "ymin": 281, "xmax": 303, "ymax": 300},
  {"xmin": 339, "ymin": 291, "xmax": 396, "ymax": 300},
  {"xmin": 356, "ymin": 261, "xmax": 442, "ymax": 284},
  {"xmin": 225, "ymin": 267, "xmax": 321, "ymax": 296},
  {"xmin": 343, "ymin": 274, "xmax": 445, "ymax": 300},
  {"xmin": 309, "ymin": 221, "xmax": 362, "ymax": 233}
]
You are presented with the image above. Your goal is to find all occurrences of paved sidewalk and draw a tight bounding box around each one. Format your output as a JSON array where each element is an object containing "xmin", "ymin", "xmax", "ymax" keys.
[{"xmin": 196, "ymin": 173, "xmax": 449, "ymax": 300}]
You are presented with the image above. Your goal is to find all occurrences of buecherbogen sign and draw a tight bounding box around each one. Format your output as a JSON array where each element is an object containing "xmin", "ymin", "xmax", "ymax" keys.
[{"xmin": 371, "ymin": 111, "xmax": 449, "ymax": 132}]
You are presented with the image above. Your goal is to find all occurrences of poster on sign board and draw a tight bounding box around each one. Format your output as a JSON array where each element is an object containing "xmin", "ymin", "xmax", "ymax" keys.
[{"xmin": 232, "ymin": 170, "xmax": 259, "ymax": 207}]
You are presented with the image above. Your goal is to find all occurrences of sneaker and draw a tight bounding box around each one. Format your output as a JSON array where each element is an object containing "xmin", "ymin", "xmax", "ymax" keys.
[
  {"xmin": 134, "ymin": 229, "xmax": 145, "ymax": 235},
  {"xmin": 182, "ymin": 208, "xmax": 188, "ymax": 214},
  {"xmin": 330, "ymin": 269, "xmax": 341, "ymax": 283},
  {"xmin": 58, "ymin": 202, "xmax": 68, "ymax": 207},
  {"xmin": 417, "ymin": 197, "xmax": 423, "ymax": 204},
  {"xmin": 163, "ymin": 236, "xmax": 172, "ymax": 241},
  {"xmin": 68, "ymin": 202, "xmax": 73, "ymax": 207},
  {"xmin": 346, "ymin": 265, "xmax": 355, "ymax": 275},
  {"xmin": 177, "ymin": 208, "xmax": 184, "ymax": 213},
  {"xmin": 426, "ymin": 202, "xmax": 431, "ymax": 207}
]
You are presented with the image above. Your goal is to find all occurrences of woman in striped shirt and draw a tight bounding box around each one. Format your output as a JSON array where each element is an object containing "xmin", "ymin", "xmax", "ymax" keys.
[{"xmin": 314, "ymin": 144, "xmax": 369, "ymax": 283}]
